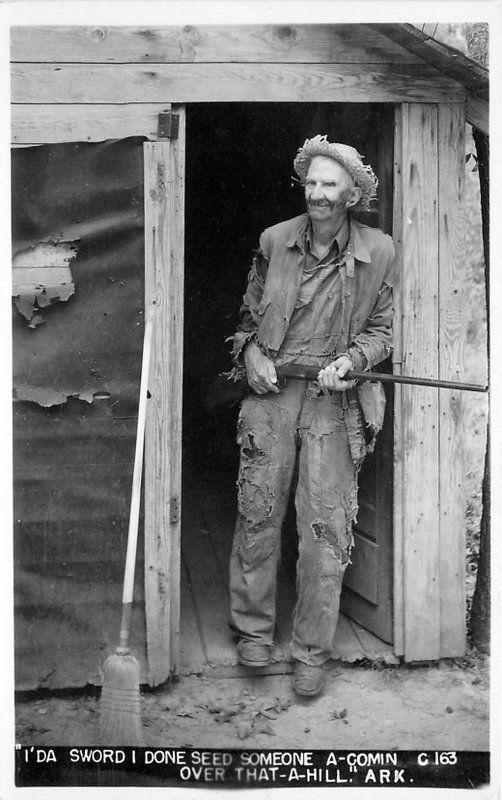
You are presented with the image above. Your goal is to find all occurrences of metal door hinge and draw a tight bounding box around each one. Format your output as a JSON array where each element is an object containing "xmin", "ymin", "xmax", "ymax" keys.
[
  {"xmin": 158, "ymin": 111, "xmax": 179, "ymax": 140},
  {"xmin": 170, "ymin": 496, "xmax": 180, "ymax": 525}
]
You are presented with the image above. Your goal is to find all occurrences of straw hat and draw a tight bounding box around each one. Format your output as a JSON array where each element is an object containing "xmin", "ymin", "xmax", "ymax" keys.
[{"xmin": 293, "ymin": 134, "xmax": 378, "ymax": 213}]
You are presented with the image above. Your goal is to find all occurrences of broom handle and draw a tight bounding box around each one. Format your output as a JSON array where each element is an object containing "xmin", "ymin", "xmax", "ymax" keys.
[{"xmin": 118, "ymin": 306, "xmax": 155, "ymax": 652}]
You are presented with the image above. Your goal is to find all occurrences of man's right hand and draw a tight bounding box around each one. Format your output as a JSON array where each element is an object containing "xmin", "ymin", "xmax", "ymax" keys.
[{"xmin": 244, "ymin": 341, "xmax": 280, "ymax": 394}]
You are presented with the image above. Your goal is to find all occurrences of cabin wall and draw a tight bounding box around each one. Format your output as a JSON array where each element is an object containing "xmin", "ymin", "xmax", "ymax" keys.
[
  {"xmin": 11, "ymin": 24, "xmax": 464, "ymax": 145},
  {"xmin": 11, "ymin": 26, "xmax": 470, "ymax": 683}
]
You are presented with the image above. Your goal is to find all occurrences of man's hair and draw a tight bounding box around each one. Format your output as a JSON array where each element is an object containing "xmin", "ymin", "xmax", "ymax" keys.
[{"xmin": 293, "ymin": 135, "xmax": 378, "ymax": 213}]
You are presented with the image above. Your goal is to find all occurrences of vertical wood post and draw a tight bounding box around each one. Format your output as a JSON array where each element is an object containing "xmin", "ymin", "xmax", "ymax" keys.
[
  {"xmin": 144, "ymin": 106, "xmax": 185, "ymax": 685},
  {"xmin": 392, "ymin": 104, "xmax": 405, "ymax": 656},
  {"xmin": 394, "ymin": 102, "xmax": 467, "ymax": 661},
  {"xmin": 400, "ymin": 103, "xmax": 441, "ymax": 661},
  {"xmin": 438, "ymin": 103, "xmax": 466, "ymax": 656}
]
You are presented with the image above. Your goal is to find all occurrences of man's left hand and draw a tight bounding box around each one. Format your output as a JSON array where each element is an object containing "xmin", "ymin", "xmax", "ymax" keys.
[{"xmin": 318, "ymin": 356, "xmax": 356, "ymax": 392}]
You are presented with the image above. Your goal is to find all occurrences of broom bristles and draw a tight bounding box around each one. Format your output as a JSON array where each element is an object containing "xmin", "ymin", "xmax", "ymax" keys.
[{"xmin": 99, "ymin": 653, "xmax": 144, "ymax": 746}]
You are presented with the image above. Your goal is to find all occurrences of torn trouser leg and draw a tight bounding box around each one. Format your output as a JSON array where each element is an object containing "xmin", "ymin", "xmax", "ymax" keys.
[
  {"xmin": 229, "ymin": 392, "xmax": 297, "ymax": 646},
  {"xmin": 291, "ymin": 391, "xmax": 364, "ymax": 666}
]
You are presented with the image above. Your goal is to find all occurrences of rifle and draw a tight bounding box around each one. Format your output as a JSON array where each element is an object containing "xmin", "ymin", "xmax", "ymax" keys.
[
  {"xmin": 205, "ymin": 361, "xmax": 487, "ymax": 415},
  {"xmin": 275, "ymin": 363, "xmax": 488, "ymax": 393}
]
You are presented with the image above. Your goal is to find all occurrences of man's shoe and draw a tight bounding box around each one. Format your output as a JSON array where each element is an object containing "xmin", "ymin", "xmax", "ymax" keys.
[
  {"xmin": 293, "ymin": 662, "xmax": 325, "ymax": 696},
  {"xmin": 237, "ymin": 640, "xmax": 272, "ymax": 667}
]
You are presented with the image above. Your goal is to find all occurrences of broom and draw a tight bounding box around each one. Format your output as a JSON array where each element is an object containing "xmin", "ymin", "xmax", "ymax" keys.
[{"xmin": 99, "ymin": 306, "xmax": 154, "ymax": 746}]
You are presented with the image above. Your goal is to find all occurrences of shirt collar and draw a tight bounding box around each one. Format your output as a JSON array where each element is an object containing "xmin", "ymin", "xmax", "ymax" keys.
[
  {"xmin": 304, "ymin": 217, "xmax": 350, "ymax": 257},
  {"xmin": 285, "ymin": 214, "xmax": 371, "ymax": 263}
]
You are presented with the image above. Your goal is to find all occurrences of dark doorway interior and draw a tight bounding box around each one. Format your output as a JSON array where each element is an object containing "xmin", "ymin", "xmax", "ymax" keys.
[{"xmin": 181, "ymin": 104, "xmax": 395, "ymax": 670}]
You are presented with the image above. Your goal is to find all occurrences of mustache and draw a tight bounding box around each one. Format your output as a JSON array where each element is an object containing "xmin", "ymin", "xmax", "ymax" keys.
[{"xmin": 307, "ymin": 199, "xmax": 336, "ymax": 208}]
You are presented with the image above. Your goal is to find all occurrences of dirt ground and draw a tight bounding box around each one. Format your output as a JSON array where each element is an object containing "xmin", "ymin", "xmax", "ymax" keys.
[{"xmin": 16, "ymin": 651, "xmax": 489, "ymax": 751}]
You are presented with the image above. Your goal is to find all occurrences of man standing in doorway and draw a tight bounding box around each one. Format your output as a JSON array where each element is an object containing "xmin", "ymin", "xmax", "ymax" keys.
[{"xmin": 227, "ymin": 136, "xmax": 395, "ymax": 696}]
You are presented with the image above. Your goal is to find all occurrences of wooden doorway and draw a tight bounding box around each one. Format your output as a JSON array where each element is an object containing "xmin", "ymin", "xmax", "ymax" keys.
[{"xmin": 145, "ymin": 102, "xmax": 397, "ymax": 682}]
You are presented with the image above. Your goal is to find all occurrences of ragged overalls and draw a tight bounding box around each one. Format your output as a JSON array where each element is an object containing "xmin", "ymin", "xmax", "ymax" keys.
[{"xmin": 229, "ymin": 214, "xmax": 395, "ymax": 665}]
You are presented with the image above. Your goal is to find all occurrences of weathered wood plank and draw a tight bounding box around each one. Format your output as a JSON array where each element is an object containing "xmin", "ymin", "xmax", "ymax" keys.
[
  {"xmin": 348, "ymin": 619, "xmax": 399, "ymax": 664},
  {"xmin": 400, "ymin": 104, "xmax": 440, "ymax": 662},
  {"xmin": 369, "ymin": 24, "xmax": 488, "ymax": 98},
  {"xmin": 438, "ymin": 103, "xmax": 467, "ymax": 658},
  {"xmin": 392, "ymin": 104, "xmax": 405, "ymax": 657},
  {"xmin": 167, "ymin": 106, "xmax": 185, "ymax": 678},
  {"xmin": 144, "ymin": 135, "xmax": 172, "ymax": 688},
  {"xmin": 10, "ymin": 24, "xmax": 424, "ymax": 64},
  {"xmin": 143, "ymin": 108, "xmax": 185, "ymax": 685},
  {"xmin": 12, "ymin": 63, "xmax": 464, "ymax": 105},
  {"xmin": 466, "ymin": 94, "xmax": 489, "ymax": 135},
  {"xmin": 11, "ymin": 103, "xmax": 166, "ymax": 144}
]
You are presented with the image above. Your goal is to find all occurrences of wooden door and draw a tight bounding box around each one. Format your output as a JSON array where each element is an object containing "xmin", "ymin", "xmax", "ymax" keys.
[
  {"xmin": 143, "ymin": 106, "xmax": 186, "ymax": 686},
  {"xmin": 341, "ymin": 107, "xmax": 395, "ymax": 644},
  {"xmin": 341, "ymin": 381, "xmax": 394, "ymax": 643}
]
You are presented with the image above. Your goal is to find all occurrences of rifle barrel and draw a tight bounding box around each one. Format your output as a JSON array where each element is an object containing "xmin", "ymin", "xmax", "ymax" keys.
[{"xmin": 275, "ymin": 364, "xmax": 487, "ymax": 393}]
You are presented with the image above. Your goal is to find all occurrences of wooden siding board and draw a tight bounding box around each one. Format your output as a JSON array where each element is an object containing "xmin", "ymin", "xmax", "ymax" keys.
[
  {"xmin": 143, "ymin": 111, "xmax": 185, "ymax": 685},
  {"xmin": 11, "ymin": 104, "xmax": 164, "ymax": 144},
  {"xmin": 144, "ymin": 138, "xmax": 172, "ymax": 687},
  {"xmin": 400, "ymin": 104, "xmax": 441, "ymax": 662},
  {"xmin": 392, "ymin": 105, "xmax": 405, "ymax": 656},
  {"xmin": 10, "ymin": 24, "xmax": 424, "ymax": 64},
  {"xmin": 12, "ymin": 63, "xmax": 465, "ymax": 105},
  {"xmin": 168, "ymin": 106, "xmax": 185, "ymax": 677},
  {"xmin": 438, "ymin": 103, "xmax": 467, "ymax": 657}
]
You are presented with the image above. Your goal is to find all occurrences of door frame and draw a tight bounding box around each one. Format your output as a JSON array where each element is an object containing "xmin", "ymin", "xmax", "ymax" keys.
[
  {"xmin": 142, "ymin": 100, "xmax": 467, "ymax": 684},
  {"xmin": 144, "ymin": 105, "xmax": 186, "ymax": 686}
]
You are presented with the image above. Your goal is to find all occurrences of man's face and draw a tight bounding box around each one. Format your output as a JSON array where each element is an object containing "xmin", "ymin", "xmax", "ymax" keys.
[{"xmin": 304, "ymin": 156, "xmax": 359, "ymax": 223}]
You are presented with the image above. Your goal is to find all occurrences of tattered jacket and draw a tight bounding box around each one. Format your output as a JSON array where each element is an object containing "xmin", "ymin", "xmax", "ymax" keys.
[{"xmin": 230, "ymin": 213, "xmax": 396, "ymax": 437}]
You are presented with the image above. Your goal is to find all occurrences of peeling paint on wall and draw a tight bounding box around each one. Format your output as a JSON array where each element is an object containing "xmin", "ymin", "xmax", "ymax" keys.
[
  {"xmin": 13, "ymin": 386, "xmax": 99, "ymax": 407},
  {"xmin": 12, "ymin": 240, "xmax": 79, "ymax": 327},
  {"xmin": 12, "ymin": 139, "xmax": 145, "ymax": 411}
]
